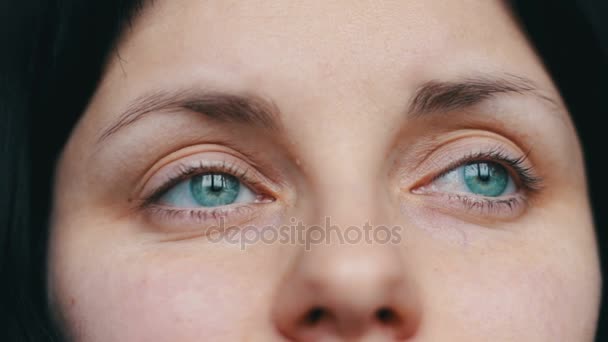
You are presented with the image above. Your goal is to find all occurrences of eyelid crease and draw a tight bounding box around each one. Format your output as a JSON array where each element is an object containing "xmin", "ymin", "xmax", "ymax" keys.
[
  {"xmin": 401, "ymin": 129, "xmax": 527, "ymax": 176},
  {"xmin": 131, "ymin": 144, "xmax": 285, "ymax": 200},
  {"xmin": 129, "ymin": 141, "xmax": 292, "ymax": 202}
]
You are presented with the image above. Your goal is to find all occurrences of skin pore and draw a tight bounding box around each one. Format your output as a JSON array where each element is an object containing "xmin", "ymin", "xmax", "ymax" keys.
[{"xmin": 47, "ymin": 1, "xmax": 601, "ymax": 341}]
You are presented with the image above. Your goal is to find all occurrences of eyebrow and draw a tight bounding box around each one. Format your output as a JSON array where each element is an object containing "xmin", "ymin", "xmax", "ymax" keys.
[
  {"xmin": 97, "ymin": 89, "xmax": 281, "ymax": 143},
  {"xmin": 97, "ymin": 74, "xmax": 559, "ymax": 145},
  {"xmin": 407, "ymin": 74, "xmax": 559, "ymax": 116}
]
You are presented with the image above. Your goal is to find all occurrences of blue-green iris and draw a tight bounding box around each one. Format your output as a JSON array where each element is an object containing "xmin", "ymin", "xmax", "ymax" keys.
[
  {"xmin": 463, "ymin": 162, "xmax": 508, "ymax": 197},
  {"xmin": 189, "ymin": 173, "xmax": 240, "ymax": 207}
]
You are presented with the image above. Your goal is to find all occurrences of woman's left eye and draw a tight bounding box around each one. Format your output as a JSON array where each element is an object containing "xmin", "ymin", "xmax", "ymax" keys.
[
  {"xmin": 428, "ymin": 161, "xmax": 517, "ymax": 197},
  {"xmin": 159, "ymin": 172, "xmax": 257, "ymax": 208}
]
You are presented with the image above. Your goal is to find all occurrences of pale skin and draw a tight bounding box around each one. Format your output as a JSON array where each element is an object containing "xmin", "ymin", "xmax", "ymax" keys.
[{"xmin": 47, "ymin": 1, "xmax": 601, "ymax": 341}]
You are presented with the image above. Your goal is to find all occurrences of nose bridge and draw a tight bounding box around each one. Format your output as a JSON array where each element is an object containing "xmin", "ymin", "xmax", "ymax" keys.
[
  {"xmin": 309, "ymin": 158, "xmax": 393, "ymax": 230},
  {"xmin": 290, "ymin": 100, "xmax": 394, "ymax": 223},
  {"xmin": 272, "ymin": 101, "xmax": 421, "ymax": 339}
]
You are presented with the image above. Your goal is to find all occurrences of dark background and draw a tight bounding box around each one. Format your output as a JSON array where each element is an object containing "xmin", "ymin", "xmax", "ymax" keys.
[{"xmin": 512, "ymin": 0, "xmax": 608, "ymax": 339}]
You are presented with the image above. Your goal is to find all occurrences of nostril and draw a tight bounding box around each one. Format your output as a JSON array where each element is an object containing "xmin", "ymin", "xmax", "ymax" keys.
[
  {"xmin": 303, "ymin": 307, "xmax": 327, "ymax": 326},
  {"xmin": 375, "ymin": 307, "xmax": 400, "ymax": 325}
]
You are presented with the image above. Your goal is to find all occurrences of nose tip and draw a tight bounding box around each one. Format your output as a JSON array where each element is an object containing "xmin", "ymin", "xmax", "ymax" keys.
[{"xmin": 273, "ymin": 245, "xmax": 421, "ymax": 341}]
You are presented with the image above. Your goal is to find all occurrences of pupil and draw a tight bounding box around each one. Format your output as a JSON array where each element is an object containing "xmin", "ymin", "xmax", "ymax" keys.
[
  {"xmin": 463, "ymin": 161, "xmax": 509, "ymax": 197},
  {"xmin": 477, "ymin": 163, "xmax": 491, "ymax": 182},
  {"xmin": 190, "ymin": 172, "xmax": 240, "ymax": 207},
  {"xmin": 209, "ymin": 175, "xmax": 226, "ymax": 192}
]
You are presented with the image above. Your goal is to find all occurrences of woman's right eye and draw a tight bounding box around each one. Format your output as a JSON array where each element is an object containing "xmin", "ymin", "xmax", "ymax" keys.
[
  {"xmin": 158, "ymin": 172, "xmax": 258, "ymax": 208},
  {"xmin": 136, "ymin": 150, "xmax": 282, "ymax": 228}
]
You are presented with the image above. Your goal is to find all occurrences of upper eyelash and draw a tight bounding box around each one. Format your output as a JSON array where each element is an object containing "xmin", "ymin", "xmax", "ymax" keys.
[
  {"xmin": 141, "ymin": 148, "xmax": 542, "ymax": 212},
  {"xmin": 430, "ymin": 147, "xmax": 544, "ymax": 193},
  {"xmin": 141, "ymin": 160, "xmax": 264, "ymax": 207}
]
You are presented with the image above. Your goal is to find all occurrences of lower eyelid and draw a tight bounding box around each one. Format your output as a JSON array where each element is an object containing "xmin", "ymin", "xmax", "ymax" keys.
[
  {"xmin": 414, "ymin": 192, "xmax": 528, "ymax": 221},
  {"xmin": 142, "ymin": 203, "xmax": 260, "ymax": 232}
]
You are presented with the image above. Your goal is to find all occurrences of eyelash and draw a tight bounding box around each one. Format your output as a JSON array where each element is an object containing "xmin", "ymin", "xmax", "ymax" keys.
[
  {"xmin": 139, "ymin": 147, "xmax": 543, "ymax": 226},
  {"xmin": 418, "ymin": 148, "xmax": 543, "ymax": 216},
  {"xmin": 139, "ymin": 160, "xmax": 270, "ymax": 225},
  {"xmin": 433, "ymin": 148, "xmax": 542, "ymax": 191}
]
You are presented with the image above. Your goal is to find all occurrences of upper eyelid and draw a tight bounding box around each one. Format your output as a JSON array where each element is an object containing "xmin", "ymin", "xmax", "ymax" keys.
[
  {"xmin": 137, "ymin": 152, "xmax": 276, "ymax": 202},
  {"xmin": 412, "ymin": 152, "xmax": 543, "ymax": 202},
  {"xmin": 431, "ymin": 150, "xmax": 528, "ymax": 183},
  {"xmin": 144, "ymin": 162, "xmax": 256, "ymax": 205},
  {"xmin": 405, "ymin": 139, "xmax": 538, "ymax": 190},
  {"xmin": 401, "ymin": 130, "xmax": 530, "ymax": 174}
]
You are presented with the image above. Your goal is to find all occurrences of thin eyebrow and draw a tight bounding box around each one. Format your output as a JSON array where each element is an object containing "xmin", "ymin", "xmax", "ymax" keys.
[
  {"xmin": 97, "ymin": 89, "xmax": 281, "ymax": 144},
  {"xmin": 407, "ymin": 73, "xmax": 560, "ymax": 116}
]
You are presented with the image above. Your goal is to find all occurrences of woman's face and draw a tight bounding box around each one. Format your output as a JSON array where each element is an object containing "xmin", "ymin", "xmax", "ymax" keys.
[{"xmin": 48, "ymin": 1, "xmax": 601, "ymax": 341}]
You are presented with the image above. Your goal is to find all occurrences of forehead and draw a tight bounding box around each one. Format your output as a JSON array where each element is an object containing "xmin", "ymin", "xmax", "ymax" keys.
[
  {"xmin": 87, "ymin": 0, "xmax": 556, "ymax": 155},
  {"xmin": 108, "ymin": 0, "xmax": 544, "ymax": 85},
  {"xmin": 86, "ymin": 0, "xmax": 559, "ymax": 145}
]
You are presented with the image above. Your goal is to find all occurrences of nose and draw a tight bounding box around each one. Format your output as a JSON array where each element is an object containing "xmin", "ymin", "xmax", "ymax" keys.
[{"xmin": 272, "ymin": 242, "xmax": 421, "ymax": 341}]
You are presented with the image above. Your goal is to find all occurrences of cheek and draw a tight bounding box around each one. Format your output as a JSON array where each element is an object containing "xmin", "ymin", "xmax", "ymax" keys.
[
  {"xmin": 418, "ymin": 235, "xmax": 601, "ymax": 341},
  {"xmin": 471, "ymin": 265, "xmax": 594, "ymax": 339},
  {"xmin": 49, "ymin": 234, "xmax": 269, "ymax": 341},
  {"xmin": 400, "ymin": 202, "xmax": 600, "ymax": 340}
]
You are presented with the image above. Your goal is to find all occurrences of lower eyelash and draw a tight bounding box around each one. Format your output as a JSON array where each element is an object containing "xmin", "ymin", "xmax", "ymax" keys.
[
  {"xmin": 444, "ymin": 193, "xmax": 528, "ymax": 218},
  {"xmin": 144, "ymin": 203, "xmax": 257, "ymax": 228}
]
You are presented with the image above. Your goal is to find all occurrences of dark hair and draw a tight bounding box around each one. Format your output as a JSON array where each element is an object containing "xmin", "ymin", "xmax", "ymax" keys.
[
  {"xmin": 1, "ymin": 1, "xmax": 605, "ymax": 341},
  {"xmin": 1, "ymin": 1, "xmax": 145, "ymax": 340}
]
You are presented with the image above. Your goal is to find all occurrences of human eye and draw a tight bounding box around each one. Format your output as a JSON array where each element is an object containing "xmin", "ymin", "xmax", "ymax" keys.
[
  {"xmin": 137, "ymin": 150, "xmax": 276, "ymax": 230},
  {"xmin": 412, "ymin": 145, "xmax": 543, "ymax": 220},
  {"xmin": 160, "ymin": 172, "xmax": 256, "ymax": 208}
]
